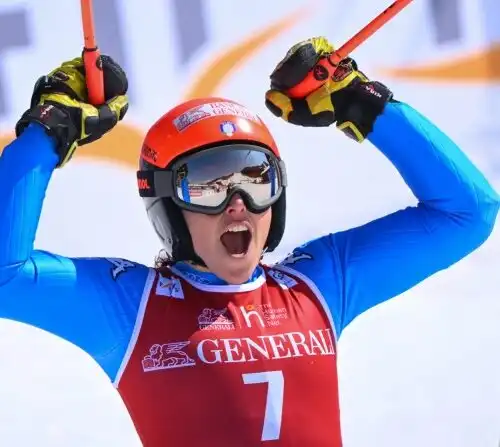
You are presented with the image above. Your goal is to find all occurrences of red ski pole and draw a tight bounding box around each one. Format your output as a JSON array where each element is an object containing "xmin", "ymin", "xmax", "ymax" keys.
[
  {"xmin": 80, "ymin": 0, "xmax": 105, "ymax": 105},
  {"xmin": 287, "ymin": 0, "xmax": 414, "ymax": 99}
]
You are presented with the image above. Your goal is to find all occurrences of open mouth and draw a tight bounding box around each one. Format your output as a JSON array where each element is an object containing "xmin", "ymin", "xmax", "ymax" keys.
[{"xmin": 220, "ymin": 224, "xmax": 252, "ymax": 257}]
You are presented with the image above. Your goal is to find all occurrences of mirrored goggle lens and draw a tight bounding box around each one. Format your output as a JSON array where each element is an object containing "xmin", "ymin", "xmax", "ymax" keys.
[{"xmin": 174, "ymin": 147, "xmax": 282, "ymax": 209}]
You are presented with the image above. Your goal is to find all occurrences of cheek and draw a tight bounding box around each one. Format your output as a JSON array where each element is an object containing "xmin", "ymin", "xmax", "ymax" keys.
[
  {"xmin": 257, "ymin": 209, "xmax": 273, "ymax": 240},
  {"xmin": 182, "ymin": 211, "xmax": 216, "ymax": 249}
]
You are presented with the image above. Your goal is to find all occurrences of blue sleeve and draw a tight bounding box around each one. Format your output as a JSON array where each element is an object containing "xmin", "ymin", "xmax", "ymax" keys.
[
  {"xmin": 279, "ymin": 102, "xmax": 500, "ymax": 337},
  {"xmin": 0, "ymin": 124, "xmax": 151, "ymax": 381}
]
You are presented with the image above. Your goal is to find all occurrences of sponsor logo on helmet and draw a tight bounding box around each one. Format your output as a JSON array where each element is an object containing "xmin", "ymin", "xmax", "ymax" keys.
[
  {"xmin": 173, "ymin": 102, "xmax": 259, "ymax": 132},
  {"xmin": 141, "ymin": 144, "xmax": 158, "ymax": 163},
  {"xmin": 219, "ymin": 120, "xmax": 236, "ymax": 136}
]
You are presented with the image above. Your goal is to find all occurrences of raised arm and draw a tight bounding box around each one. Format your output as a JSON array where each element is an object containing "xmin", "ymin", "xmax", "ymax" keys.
[
  {"xmin": 285, "ymin": 101, "xmax": 498, "ymax": 334},
  {"xmin": 0, "ymin": 124, "xmax": 58, "ymax": 282},
  {"xmin": 333, "ymin": 101, "xmax": 498, "ymax": 324},
  {"xmin": 0, "ymin": 56, "xmax": 146, "ymax": 381},
  {"xmin": 266, "ymin": 37, "xmax": 499, "ymax": 336}
]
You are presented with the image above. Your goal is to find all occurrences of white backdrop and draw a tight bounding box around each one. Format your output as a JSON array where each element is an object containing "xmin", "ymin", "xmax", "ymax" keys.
[{"xmin": 0, "ymin": 0, "xmax": 499, "ymax": 445}]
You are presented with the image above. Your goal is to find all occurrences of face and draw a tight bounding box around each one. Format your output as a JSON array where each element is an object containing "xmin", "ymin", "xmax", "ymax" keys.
[{"xmin": 182, "ymin": 194, "xmax": 272, "ymax": 285}]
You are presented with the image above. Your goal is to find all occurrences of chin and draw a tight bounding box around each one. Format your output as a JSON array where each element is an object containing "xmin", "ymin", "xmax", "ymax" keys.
[{"xmin": 214, "ymin": 253, "xmax": 261, "ymax": 285}]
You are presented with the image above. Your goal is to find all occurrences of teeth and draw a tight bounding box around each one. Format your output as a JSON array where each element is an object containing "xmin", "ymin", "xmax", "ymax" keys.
[
  {"xmin": 231, "ymin": 253, "xmax": 246, "ymax": 258},
  {"xmin": 224, "ymin": 224, "xmax": 248, "ymax": 233}
]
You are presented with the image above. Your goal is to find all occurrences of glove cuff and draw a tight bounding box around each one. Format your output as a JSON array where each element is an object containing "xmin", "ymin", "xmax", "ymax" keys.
[
  {"xmin": 15, "ymin": 103, "xmax": 79, "ymax": 166},
  {"xmin": 332, "ymin": 81, "xmax": 394, "ymax": 142}
]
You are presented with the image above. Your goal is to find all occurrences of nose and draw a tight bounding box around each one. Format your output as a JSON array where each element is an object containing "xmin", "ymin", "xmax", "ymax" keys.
[{"xmin": 225, "ymin": 193, "xmax": 247, "ymax": 216}]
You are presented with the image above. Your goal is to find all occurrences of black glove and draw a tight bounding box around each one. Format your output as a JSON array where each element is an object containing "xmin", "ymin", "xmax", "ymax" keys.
[
  {"xmin": 16, "ymin": 55, "xmax": 129, "ymax": 167},
  {"xmin": 265, "ymin": 37, "xmax": 394, "ymax": 142}
]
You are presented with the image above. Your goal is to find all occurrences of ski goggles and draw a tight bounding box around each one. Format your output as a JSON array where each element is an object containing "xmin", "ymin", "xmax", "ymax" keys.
[{"xmin": 137, "ymin": 144, "xmax": 287, "ymax": 214}]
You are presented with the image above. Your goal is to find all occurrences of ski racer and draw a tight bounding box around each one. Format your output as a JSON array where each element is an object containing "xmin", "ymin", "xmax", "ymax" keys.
[{"xmin": 0, "ymin": 37, "xmax": 498, "ymax": 447}]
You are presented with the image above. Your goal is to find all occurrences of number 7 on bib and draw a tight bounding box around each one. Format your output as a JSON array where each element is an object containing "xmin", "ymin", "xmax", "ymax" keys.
[{"xmin": 242, "ymin": 371, "xmax": 285, "ymax": 442}]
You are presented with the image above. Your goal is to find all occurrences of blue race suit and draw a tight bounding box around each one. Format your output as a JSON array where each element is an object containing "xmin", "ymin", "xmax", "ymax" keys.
[{"xmin": 0, "ymin": 101, "xmax": 498, "ymax": 384}]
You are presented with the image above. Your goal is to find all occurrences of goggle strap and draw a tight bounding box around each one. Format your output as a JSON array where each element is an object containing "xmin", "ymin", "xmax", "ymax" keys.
[
  {"xmin": 137, "ymin": 170, "xmax": 174, "ymax": 198},
  {"xmin": 278, "ymin": 159, "xmax": 287, "ymax": 187}
]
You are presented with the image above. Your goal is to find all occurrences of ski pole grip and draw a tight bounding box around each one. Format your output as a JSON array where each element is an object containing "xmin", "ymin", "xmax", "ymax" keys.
[
  {"xmin": 286, "ymin": 53, "xmax": 343, "ymax": 99},
  {"xmin": 286, "ymin": 0, "xmax": 414, "ymax": 99},
  {"xmin": 83, "ymin": 47, "xmax": 105, "ymax": 105}
]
